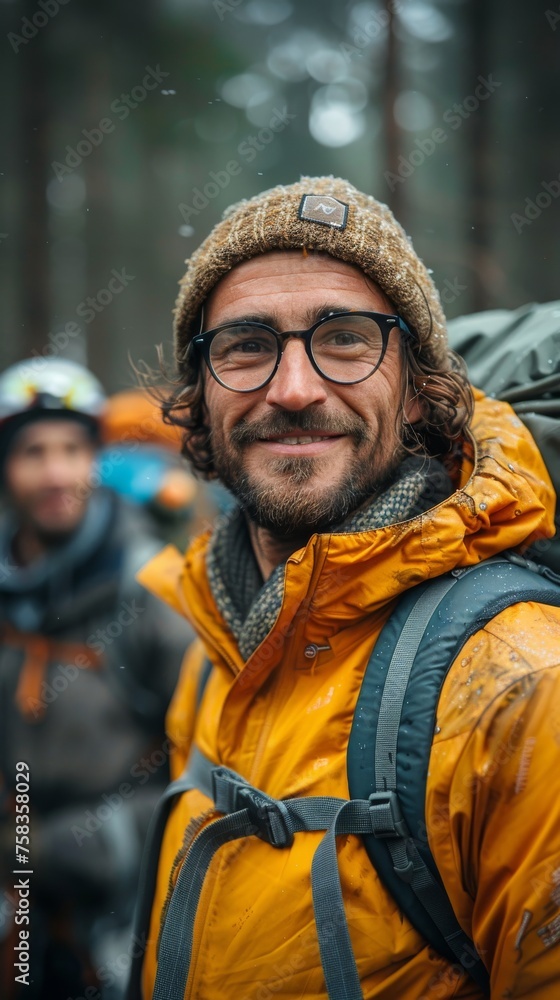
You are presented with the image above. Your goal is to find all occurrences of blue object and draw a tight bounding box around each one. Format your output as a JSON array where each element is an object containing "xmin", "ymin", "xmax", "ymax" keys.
[{"xmin": 98, "ymin": 444, "xmax": 175, "ymax": 505}]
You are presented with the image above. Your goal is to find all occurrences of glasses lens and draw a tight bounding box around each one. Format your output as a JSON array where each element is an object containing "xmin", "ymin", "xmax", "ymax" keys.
[
  {"xmin": 311, "ymin": 315, "xmax": 385, "ymax": 383},
  {"xmin": 209, "ymin": 325, "xmax": 278, "ymax": 390}
]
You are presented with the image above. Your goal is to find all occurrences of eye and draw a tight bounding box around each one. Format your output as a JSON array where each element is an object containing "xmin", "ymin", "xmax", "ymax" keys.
[
  {"xmin": 314, "ymin": 326, "xmax": 371, "ymax": 350},
  {"xmin": 313, "ymin": 316, "xmax": 384, "ymax": 355},
  {"xmin": 327, "ymin": 331, "xmax": 362, "ymax": 346},
  {"xmin": 210, "ymin": 327, "xmax": 277, "ymax": 368},
  {"xmin": 231, "ymin": 337, "xmax": 269, "ymax": 354}
]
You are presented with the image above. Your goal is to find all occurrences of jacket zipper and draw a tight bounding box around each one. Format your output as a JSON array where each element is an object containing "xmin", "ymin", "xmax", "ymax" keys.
[{"xmin": 247, "ymin": 545, "xmax": 329, "ymax": 785}]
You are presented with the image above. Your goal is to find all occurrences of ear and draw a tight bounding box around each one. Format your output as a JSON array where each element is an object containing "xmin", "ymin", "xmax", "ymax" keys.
[{"xmin": 403, "ymin": 389, "xmax": 422, "ymax": 425}]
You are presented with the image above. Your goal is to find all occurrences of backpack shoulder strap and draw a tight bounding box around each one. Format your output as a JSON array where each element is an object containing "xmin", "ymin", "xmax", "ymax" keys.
[{"xmin": 348, "ymin": 555, "xmax": 560, "ymax": 990}]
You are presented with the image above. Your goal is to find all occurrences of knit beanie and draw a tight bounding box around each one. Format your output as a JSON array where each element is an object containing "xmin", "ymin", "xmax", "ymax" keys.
[{"xmin": 174, "ymin": 175, "xmax": 449, "ymax": 369}]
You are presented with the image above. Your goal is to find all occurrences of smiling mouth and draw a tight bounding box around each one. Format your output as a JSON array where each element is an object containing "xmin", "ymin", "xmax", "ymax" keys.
[{"xmin": 262, "ymin": 434, "xmax": 342, "ymax": 445}]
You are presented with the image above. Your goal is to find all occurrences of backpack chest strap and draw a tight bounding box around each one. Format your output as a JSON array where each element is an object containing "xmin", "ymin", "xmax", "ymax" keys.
[
  {"xmin": 152, "ymin": 747, "xmax": 401, "ymax": 1000},
  {"xmin": 143, "ymin": 745, "xmax": 491, "ymax": 1000}
]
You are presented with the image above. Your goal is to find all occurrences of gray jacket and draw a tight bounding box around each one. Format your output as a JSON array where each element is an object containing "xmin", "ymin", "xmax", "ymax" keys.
[{"xmin": 0, "ymin": 488, "xmax": 193, "ymax": 992}]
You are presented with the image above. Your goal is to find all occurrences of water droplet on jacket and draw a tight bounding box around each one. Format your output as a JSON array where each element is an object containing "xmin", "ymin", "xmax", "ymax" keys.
[{"xmin": 434, "ymin": 725, "xmax": 441, "ymax": 734}]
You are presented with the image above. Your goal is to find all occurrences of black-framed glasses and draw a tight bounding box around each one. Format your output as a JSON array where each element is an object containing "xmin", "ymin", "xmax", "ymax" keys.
[{"xmin": 192, "ymin": 311, "xmax": 414, "ymax": 393}]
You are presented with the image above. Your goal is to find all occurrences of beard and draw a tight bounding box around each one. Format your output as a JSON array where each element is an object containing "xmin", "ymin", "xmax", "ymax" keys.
[
  {"xmin": 16, "ymin": 492, "xmax": 88, "ymax": 547},
  {"xmin": 210, "ymin": 407, "xmax": 405, "ymax": 540},
  {"xmin": 32, "ymin": 523, "xmax": 81, "ymax": 547}
]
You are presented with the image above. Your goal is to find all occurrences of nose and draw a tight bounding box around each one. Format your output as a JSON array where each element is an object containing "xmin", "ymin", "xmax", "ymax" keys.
[
  {"xmin": 264, "ymin": 339, "xmax": 328, "ymax": 410},
  {"xmin": 42, "ymin": 453, "xmax": 78, "ymax": 489}
]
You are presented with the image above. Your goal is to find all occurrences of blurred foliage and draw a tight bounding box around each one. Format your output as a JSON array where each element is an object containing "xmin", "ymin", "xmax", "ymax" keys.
[{"xmin": 0, "ymin": 0, "xmax": 559, "ymax": 390}]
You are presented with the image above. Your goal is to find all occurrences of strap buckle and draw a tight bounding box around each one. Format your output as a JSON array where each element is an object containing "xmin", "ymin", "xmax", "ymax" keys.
[
  {"xmin": 211, "ymin": 767, "xmax": 294, "ymax": 848},
  {"xmin": 368, "ymin": 790, "xmax": 410, "ymax": 839},
  {"xmin": 504, "ymin": 550, "xmax": 540, "ymax": 573}
]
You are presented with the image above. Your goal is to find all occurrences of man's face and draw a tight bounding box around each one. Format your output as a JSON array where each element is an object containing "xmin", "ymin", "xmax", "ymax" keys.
[
  {"xmin": 202, "ymin": 251, "xmax": 419, "ymax": 539},
  {"xmin": 4, "ymin": 419, "xmax": 96, "ymax": 540}
]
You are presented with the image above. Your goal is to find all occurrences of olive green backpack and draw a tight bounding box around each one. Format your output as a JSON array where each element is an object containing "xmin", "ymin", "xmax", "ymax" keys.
[{"xmin": 448, "ymin": 299, "xmax": 560, "ymax": 572}]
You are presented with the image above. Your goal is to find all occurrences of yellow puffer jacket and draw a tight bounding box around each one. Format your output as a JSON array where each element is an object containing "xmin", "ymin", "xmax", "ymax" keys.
[{"xmin": 138, "ymin": 391, "xmax": 560, "ymax": 999}]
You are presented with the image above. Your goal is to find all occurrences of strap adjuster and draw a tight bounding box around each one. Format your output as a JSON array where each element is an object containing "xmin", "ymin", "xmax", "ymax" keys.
[
  {"xmin": 368, "ymin": 790, "xmax": 410, "ymax": 839},
  {"xmin": 238, "ymin": 787, "xmax": 294, "ymax": 849},
  {"xmin": 211, "ymin": 767, "xmax": 294, "ymax": 848}
]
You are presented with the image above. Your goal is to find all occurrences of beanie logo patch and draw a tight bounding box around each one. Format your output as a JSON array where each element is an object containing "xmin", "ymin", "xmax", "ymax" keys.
[{"xmin": 298, "ymin": 194, "xmax": 349, "ymax": 231}]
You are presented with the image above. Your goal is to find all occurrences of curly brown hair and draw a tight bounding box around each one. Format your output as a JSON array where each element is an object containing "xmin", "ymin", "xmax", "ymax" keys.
[
  {"xmin": 399, "ymin": 339, "xmax": 474, "ymax": 457},
  {"xmin": 151, "ymin": 326, "xmax": 474, "ymax": 480}
]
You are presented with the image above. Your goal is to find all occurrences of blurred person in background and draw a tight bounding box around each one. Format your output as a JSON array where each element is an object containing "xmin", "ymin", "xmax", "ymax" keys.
[{"xmin": 0, "ymin": 359, "xmax": 193, "ymax": 999}]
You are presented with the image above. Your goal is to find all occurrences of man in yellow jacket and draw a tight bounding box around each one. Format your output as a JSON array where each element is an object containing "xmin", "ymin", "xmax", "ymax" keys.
[{"xmin": 133, "ymin": 177, "xmax": 560, "ymax": 999}]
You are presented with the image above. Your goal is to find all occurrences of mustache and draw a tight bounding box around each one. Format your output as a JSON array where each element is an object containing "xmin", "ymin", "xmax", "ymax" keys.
[{"xmin": 229, "ymin": 408, "xmax": 369, "ymax": 447}]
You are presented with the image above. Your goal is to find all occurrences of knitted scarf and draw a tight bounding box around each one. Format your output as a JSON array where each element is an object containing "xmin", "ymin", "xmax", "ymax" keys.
[{"xmin": 206, "ymin": 456, "xmax": 452, "ymax": 661}]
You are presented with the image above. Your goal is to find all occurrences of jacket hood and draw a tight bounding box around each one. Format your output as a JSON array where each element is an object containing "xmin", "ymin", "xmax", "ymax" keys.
[{"xmin": 139, "ymin": 391, "xmax": 556, "ymax": 671}]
